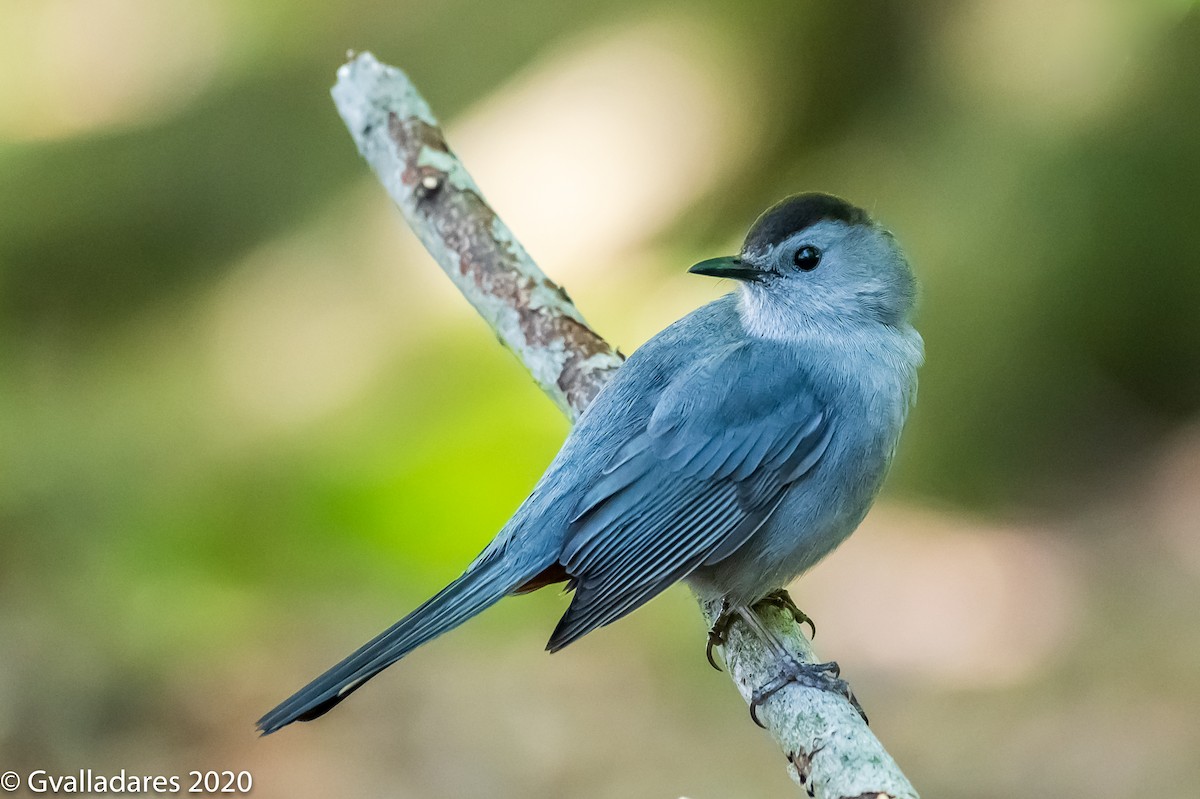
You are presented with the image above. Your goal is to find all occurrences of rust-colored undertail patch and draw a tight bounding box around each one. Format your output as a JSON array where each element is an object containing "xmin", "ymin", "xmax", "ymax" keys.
[{"xmin": 512, "ymin": 562, "xmax": 572, "ymax": 595}]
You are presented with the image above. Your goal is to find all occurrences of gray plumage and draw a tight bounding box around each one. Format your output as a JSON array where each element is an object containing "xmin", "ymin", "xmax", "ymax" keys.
[{"xmin": 257, "ymin": 192, "xmax": 923, "ymax": 734}]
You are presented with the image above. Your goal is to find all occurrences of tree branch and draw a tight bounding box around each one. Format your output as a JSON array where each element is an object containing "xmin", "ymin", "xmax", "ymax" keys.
[{"xmin": 331, "ymin": 51, "xmax": 918, "ymax": 799}]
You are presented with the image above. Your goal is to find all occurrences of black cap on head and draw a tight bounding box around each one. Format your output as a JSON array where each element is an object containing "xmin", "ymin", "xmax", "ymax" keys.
[{"xmin": 742, "ymin": 192, "xmax": 870, "ymax": 254}]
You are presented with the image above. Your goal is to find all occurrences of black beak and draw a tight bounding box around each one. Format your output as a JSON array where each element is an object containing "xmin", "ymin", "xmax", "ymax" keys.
[{"xmin": 688, "ymin": 256, "xmax": 766, "ymax": 283}]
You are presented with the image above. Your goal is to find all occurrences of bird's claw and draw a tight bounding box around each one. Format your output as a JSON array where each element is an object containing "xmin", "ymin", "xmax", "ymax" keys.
[
  {"xmin": 705, "ymin": 599, "xmax": 734, "ymax": 672},
  {"xmin": 756, "ymin": 589, "xmax": 817, "ymax": 639},
  {"xmin": 706, "ymin": 593, "xmax": 815, "ymax": 672},
  {"xmin": 749, "ymin": 699, "xmax": 767, "ymax": 728},
  {"xmin": 748, "ymin": 659, "xmax": 868, "ymax": 728},
  {"xmin": 705, "ymin": 631, "xmax": 723, "ymax": 671}
]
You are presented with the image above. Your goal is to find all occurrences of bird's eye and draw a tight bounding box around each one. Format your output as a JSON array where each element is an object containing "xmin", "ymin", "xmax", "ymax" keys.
[{"xmin": 793, "ymin": 245, "xmax": 822, "ymax": 271}]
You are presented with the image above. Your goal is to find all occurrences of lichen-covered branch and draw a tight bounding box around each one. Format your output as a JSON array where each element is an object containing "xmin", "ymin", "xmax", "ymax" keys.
[
  {"xmin": 331, "ymin": 51, "xmax": 918, "ymax": 799},
  {"xmin": 700, "ymin": 598, "xmax": 917, "ymax": 797},
  {"xmin": 331, "ymin": 53, "xmax": 623, "ymax": 419}
]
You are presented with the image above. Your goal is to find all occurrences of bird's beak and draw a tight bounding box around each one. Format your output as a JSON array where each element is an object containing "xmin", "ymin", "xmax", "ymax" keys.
[{"xmin": 687, "ymin": 256, "xmax": 765, "ymax": 283}]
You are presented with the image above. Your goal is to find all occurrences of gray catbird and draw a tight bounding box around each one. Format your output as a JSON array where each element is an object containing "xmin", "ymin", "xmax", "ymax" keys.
[{"xmin": 258, "ymin": 192, "xmax": 923, "ymax": 734}]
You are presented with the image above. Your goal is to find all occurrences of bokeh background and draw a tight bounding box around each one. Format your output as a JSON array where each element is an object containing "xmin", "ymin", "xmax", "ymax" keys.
[{"xmin": 2, "ymin": 1, "xmax": 1199, "ymax": 796}]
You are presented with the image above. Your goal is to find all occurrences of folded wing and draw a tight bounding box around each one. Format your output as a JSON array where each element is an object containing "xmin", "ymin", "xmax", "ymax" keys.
[{"xmin": 546, "ymin": 340, "xmax": 831, "ymax": 651}]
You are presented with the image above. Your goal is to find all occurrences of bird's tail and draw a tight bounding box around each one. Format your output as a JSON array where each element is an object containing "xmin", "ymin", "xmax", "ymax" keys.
[{"xmin": 257, "ymin": 549, "xmax": 536, "ymax": 734}]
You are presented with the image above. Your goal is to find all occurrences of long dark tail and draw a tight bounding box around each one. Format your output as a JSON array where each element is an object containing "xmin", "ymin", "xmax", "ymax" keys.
[{"xmin": 257, "ymin": 551, "xmax": 533, "ymax": 734}]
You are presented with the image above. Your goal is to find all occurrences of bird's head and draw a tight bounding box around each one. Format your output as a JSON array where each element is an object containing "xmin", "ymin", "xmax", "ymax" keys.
[{"xmin": 689, "ymin": 193, "xmax": 917, "ymax": 332}]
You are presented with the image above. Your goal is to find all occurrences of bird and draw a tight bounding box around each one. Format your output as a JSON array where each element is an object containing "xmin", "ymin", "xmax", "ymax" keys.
[{"xmin": 257, "ymin": 192, "xmax": 923, "ymax": 735}]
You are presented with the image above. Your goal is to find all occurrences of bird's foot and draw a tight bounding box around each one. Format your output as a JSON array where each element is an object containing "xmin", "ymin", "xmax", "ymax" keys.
[
  {"xmin": 705, "ymin": 599, "xmax": 733, "ymax": 671},
  {"xmin": 754, "ymin": 589, "xmax": 816, "ymax": 639},
  {"xmin": 749, "ymin": 659, "xmax": 868, "ymax": 728}
]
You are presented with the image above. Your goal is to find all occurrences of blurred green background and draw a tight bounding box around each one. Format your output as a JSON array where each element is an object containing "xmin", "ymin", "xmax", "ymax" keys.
[{"xmin": 2, "ymin": 1, "xmax": 1199, "ymax": 796}]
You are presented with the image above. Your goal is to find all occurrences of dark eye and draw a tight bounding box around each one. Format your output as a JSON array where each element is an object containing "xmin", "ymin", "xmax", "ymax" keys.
[{"xmin": 793, "ymin": 245, "xmax": 822, "ymax": 271}]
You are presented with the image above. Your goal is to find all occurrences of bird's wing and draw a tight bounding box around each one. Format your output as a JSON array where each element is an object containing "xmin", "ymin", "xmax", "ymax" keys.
[{"xmin": 546, "ymin": 340, "xmax": 831, "ymax": 650}]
